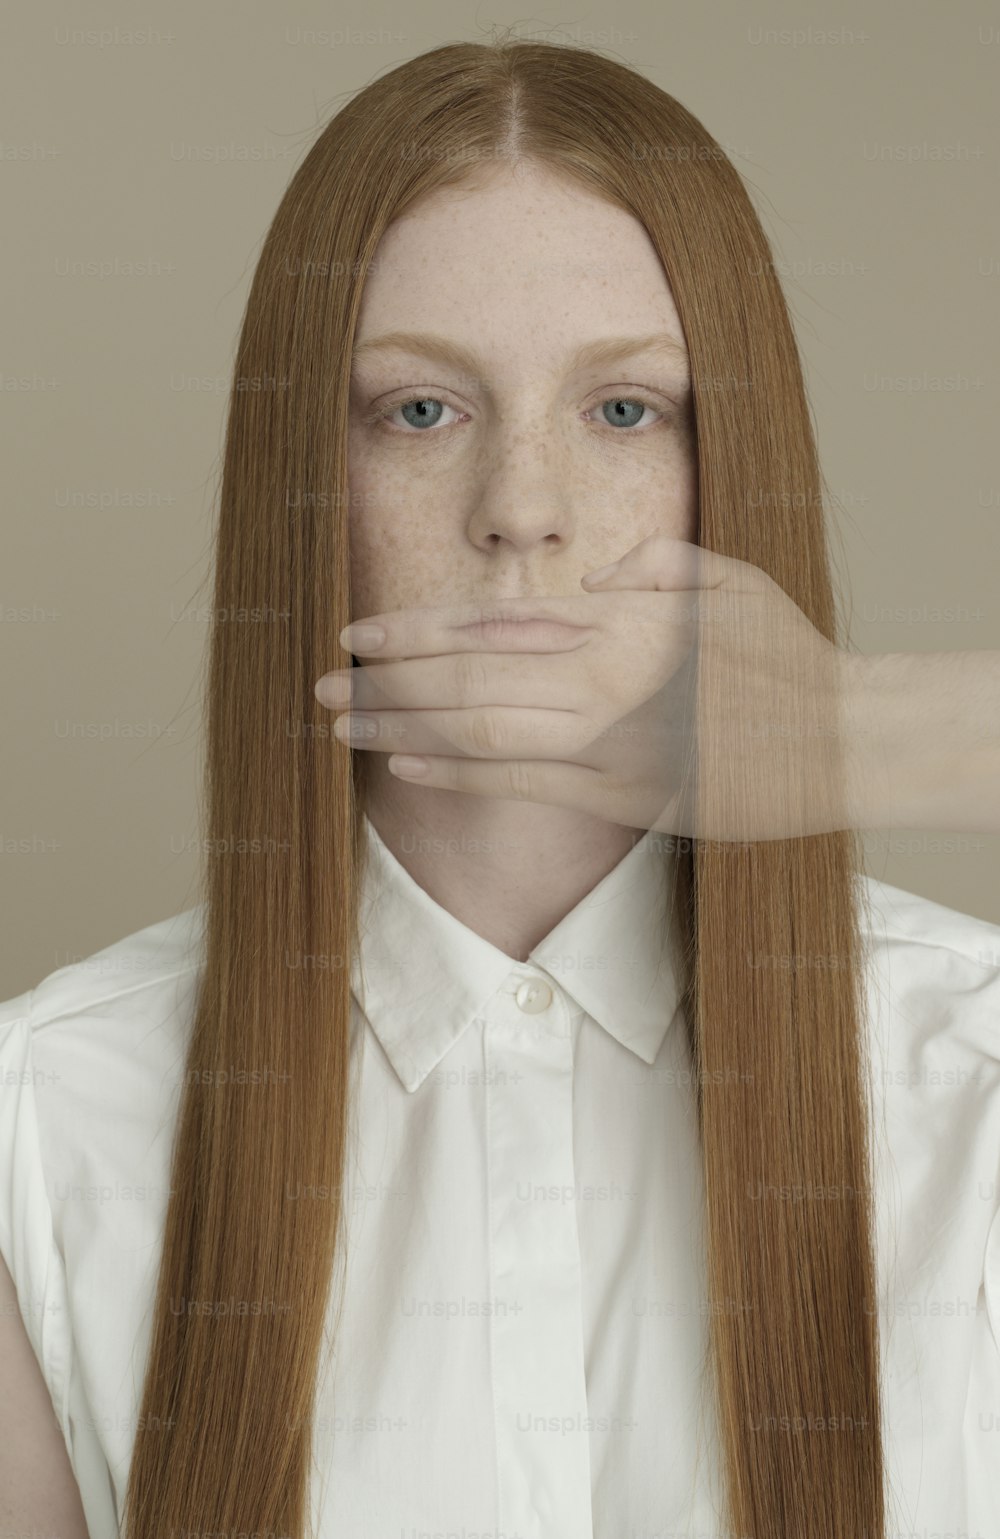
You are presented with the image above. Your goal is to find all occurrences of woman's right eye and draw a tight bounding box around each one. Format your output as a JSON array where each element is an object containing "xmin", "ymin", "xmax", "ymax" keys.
[{"xmin": 366, "ymin": 397, "xmax": 464, "ymax": 433}]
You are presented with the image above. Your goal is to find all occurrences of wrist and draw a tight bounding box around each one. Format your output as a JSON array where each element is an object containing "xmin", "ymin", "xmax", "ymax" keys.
[
  {"xmin": 840, "ymin": 649, "xmax": 1000, "ymax": 832},
  {"xmin": 840, "ymin": 650, "xmax": 893, "ymax": 830}
]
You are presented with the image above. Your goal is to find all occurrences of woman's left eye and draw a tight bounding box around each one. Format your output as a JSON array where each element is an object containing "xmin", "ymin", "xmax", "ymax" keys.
[{"xmin": 588, "ymin": 395, "xmax": 665, "ymax": 431}]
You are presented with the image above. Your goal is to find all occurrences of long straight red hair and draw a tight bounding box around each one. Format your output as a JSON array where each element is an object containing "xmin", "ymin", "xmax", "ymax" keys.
[{"xmin": 123, "ymin": 36, "xmax": 886, "ymax": 1538}]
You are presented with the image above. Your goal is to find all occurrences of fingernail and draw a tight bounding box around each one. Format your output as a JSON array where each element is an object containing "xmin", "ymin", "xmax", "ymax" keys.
[
  {"xmin": 340, "ymin": 623, "xmax": 386, "ymax": 651},
  {"xmin": 315, "ymin": 675, "xmax": 352, "ymax": 707}
]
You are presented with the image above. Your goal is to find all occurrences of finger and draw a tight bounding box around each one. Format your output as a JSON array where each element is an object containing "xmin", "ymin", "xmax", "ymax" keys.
[
  {"xmin": 332, "ymin": 705, "xmax": 590, "ymax": 760},
  {"xmin": 339, "ymin": 602, "xmax": 603, "ymax": 658},
  {"xmin": 582, "ymin": 530, "xmax": 757, "ymax": 594},
  {"xmin": 385, "ymin": 751, "xmax": 620, "ymax": 819},
  {"xmin": 318, "ymin": 649, "xmax": 580, "ymax": 714}
]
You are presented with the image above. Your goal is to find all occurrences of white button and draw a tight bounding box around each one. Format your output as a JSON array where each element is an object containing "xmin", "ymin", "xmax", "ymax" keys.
[{"xmin": 514, "ymin": 977, "xmax": 553, "ymax": 1014}]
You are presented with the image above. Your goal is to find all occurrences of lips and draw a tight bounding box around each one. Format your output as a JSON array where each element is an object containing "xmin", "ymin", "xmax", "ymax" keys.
[{"xmin": 456, "ymin": 615, "xmax": 588, "ymax": 643}]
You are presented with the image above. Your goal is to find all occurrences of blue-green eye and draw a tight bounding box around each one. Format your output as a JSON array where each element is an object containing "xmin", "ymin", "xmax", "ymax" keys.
[
  {"xmin": 597, "ymin": 397, "xmax": 654, "ymax": 429},
  {"xmin": 368, "ymin": 397, "xmax": 462, "ymax": 432},
  {"xmin": 396, "ymin": 398, "xmax": 452, "ymax": 430}
]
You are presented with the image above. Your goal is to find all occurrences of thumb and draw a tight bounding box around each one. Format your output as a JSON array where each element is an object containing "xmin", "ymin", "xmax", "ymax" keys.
[{"xmin": 581, "ymin": 530, "xmax": 741, "ymax": 593}]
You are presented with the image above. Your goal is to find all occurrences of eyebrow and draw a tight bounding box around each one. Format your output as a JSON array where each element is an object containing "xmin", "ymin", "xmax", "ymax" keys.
[{"xmin": 350, "ymin": 329, "xmax": 690, "ymax": 380}]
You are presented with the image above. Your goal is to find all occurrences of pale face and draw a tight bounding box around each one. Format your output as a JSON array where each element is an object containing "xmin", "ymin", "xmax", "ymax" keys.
[{"xmin": 346, "ymin": 159, "xmax": 698, "ymax": 650}]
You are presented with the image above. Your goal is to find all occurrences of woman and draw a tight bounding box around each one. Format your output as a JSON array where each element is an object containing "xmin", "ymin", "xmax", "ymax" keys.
[{"xmin": 2, "ymin": 37, "xmax": 999, "ymax": 1539}]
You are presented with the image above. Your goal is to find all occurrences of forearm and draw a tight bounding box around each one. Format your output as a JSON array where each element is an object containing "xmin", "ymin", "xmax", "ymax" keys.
[{"xmin": 843, "ymin": 650, "xmax": 1000, "ymax": 832}]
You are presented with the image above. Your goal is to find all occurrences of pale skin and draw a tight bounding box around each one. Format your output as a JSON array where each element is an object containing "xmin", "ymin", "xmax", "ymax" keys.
[{"xmin": 319, "ymin": 162, "xmax": 1000, "ymax": 960}]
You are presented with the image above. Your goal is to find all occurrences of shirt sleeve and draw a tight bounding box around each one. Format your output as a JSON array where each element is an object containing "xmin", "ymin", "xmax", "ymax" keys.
[
  {"xmin": 0, "ymin": 988, "xmax": 120, "ymax": 1539},
  {"xmin": 0, "ymin": 992, "xmax": 73, "ymax": 1429},
  {"xmin": 985, "ymin": 1141, "xmax": 1000, "ymax": 1353}
]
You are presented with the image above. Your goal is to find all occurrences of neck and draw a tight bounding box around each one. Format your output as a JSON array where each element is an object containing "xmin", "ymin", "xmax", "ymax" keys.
[{"xmin": 362, "ymin": 757, "xmax": 643, "ymax": 962}]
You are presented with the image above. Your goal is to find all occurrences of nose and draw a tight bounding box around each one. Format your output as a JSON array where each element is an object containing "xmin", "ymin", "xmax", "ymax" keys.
[{"xmin": 464, "ymin": 420, "xmax": 575, "ymax": 554}]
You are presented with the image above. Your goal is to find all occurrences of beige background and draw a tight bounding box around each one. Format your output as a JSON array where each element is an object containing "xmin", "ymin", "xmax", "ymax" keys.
[{"xmin": 3, "ymin": 2, "xmax": 998, "ymax": 998}]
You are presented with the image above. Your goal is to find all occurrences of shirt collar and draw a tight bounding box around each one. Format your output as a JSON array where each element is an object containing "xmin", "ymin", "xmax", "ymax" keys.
[{"xmin": 351, "ymin": 814, "xmax": 682, "ymax": 1093}]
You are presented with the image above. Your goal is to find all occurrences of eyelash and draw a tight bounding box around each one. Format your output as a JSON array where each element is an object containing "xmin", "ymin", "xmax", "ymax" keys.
[{"xmin": 363, "ymin": 391, "xmax": 672, "ymax": 437}]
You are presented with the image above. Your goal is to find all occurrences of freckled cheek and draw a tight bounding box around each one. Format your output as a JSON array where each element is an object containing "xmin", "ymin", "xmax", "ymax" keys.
[
  {"xmin": 665, "ymin": 458, "xmax": 699, "ymax": 543},
  {"xmin": 350, "ymin": 450, "xmax": 466, "ymax": 555},
  {"xmin": 633, "ymin": 442, "xmax": 698, "ymax": 542},
  {"xmin": 588, "ymin": 450, "xmax": 697, "ymax": 541},
  {"xmin": 344, "ymin": 450, "xmax": 407, "ymax": 606},
  {"xmin": 346, "ymin": 484, "xmax": 450, "ymax": 617}
]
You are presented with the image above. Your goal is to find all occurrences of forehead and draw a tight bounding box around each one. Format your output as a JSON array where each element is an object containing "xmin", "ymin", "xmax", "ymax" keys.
[{"xmin": 354, "ymin": 163, "xmax": 686, "ymax": 358}]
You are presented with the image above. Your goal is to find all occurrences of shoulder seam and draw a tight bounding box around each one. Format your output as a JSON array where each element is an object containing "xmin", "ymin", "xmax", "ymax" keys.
[
  {"xmin": 29, "ymin": 959, "xmax": 202, "ymax": 1030},
  {"xmin": 869, "ymin": 926, "xmax": 1000, "ymax": 974},
  {"xmin": 858, "ymin": 880, "xmax": 1000, "ymax": 975}
]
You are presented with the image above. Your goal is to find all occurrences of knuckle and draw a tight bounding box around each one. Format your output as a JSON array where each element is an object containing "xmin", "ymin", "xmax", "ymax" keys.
[
  {"xmin": 501, "ymin": 760, "xmax": 534, "ymax": 800},
  {"xmin": 468, "ymin": 709, "xmax": 504, "ymax": 755},
  {"xmin": 456, "ymin": 651, "xmax": 488, "ymax": 700}
]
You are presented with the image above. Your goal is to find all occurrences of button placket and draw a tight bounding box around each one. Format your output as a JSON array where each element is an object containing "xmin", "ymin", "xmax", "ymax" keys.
[{"xmin": 484, "ymin": 971, "xmax": 595, "ymax": 1538}]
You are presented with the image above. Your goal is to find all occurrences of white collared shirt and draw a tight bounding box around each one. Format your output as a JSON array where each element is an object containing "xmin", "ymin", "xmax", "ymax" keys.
[{"xmin": 1, "ymin": 815, "xmax": 999, "ymax": 1537}]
